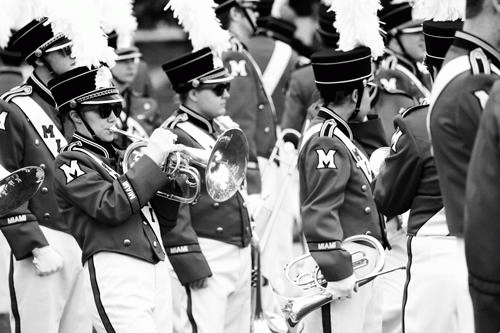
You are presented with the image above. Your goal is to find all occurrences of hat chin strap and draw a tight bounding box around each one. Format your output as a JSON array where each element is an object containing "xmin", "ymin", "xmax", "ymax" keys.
[
  {"xmin": 242, "ymin": 8, "xmax": 257, "ymax": 34},
  {"xmin": 76, "ymin": 109, "xmax": 99, "ymax": 141}
]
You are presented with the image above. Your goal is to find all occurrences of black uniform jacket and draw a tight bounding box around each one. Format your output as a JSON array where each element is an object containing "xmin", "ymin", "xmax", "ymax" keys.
[
  {"xmin": 428, "ymin": 31, "xmax": 500, "ymax": 236},
  {"xmin": 161, "ymin": 106, "xmax": 252, "ymax": 281},
  {"xmin": 0, "ymin": 73, "xmax": 66, "ymax": 259},
  {"xmin": 374, "ymin": 105, "xmax": 443, "ymax": 235},
  {"xmin": 55, "ymin": 133, "xmax": 171, "ymax": 265},
  {"xmin": 466, "ymin": 81, "xmax": 500, "ymax": 295},
  {"xmin": 298, "ymin": 107, "xmax": 387, "ymax": 282}
]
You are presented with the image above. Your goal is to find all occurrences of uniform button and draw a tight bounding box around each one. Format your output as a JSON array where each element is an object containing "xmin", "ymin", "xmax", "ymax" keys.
[
  {"xmin": 153, "ymin": 241, "xmax": 158, "ymax": 247},
  {"xmin": 143, "ymin": 221, "xmax": 148, "ymax": 225},
  {"xmin": 39, "ymin": 163, "xmax": 46, "ymax": 169},
  {"xmin": 264, "ymin": 127, "xmax": 270, "ymax": 133},
  {"xmin": 258, "ymin": 104, "xmax": 264, "ymax": 110},
  {"xmin": 364, "ymin": 207, "xmax": 372, "ymax": 214},
  {"xmin": 242, "ymin": 202, "xmax": 247, "ymax": 208},
  {"xmin": 216, "ymin": 227, "xmax": 224, "ymax": 234},
  {"xmin": 123, "ymin": 239, "xmax": 131, "ymax": 247},
  {"xmin": 34, "ymin": 139, "xmax": 40, "ymax": 146},
  {"xmin": 213, "ymin": 202, "xmax": 220, "ymax": 208},
  {"xmin": 361, "ymin": 185, "xmax": 368, "ymax": 192},
  {"xmin": 40, "ymin": 187, "xmax": 48, "ymax": 194},
  {"xmin": 43, "ymin": 213, "xmax": 50, "ymax": 219}
]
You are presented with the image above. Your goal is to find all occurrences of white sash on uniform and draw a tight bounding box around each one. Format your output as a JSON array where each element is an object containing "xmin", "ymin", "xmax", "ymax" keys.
[
  {"xmin": 262, "ymin": 40, "xmax": 293, "ymax": 97},
  {"xmin": 12, "ymin": 96, "xmax": 67, "ymax": 158}
]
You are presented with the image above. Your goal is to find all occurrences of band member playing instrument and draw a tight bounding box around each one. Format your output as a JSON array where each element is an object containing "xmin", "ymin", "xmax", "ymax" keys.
[
  {"xmin": 50, "ymin": 66, "xmax": 181, "ymax": 333},
  {"xmin": 298, "ymin": 45, "xmax": 388, "ymax": 332},
  {"xmin": 161, "ymin": 47, "xmax": 253, "ymax": 333},
  {"xmin": 0, "ymin": 18, "xmax": 90, "ymax": 333}
]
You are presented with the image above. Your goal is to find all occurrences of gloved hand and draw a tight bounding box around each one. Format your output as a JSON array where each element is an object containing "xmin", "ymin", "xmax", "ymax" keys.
[
  {"xmin": 143, "ymin": 128, "xmax": 178, "ymax": 167},
  {"xmin": 325, "ymin": 274, "xmax": 357, "ymax": 300},
  {"xmin": 32, "ymin": 245, "xmax": 63, "ymax": 276}
]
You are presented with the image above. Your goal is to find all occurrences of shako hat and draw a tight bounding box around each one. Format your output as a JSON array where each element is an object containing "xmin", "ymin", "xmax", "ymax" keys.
[
  {"xmin": 8, "ymin": 17, "xmax": 72, "ymax": 62},
  {"xmin": 48, "ymin": 66, "xmax": 123, "ymax": 113},
  {"xmin": 107, "ymin": 31, "xmax": 142, "ymax": 62},
  {"xmin": 423, "ymin": 20, "xmax": 462, "ymax": 66},
  {"xmin": 379, "ymin": 1, "xmax": 422, "ymax": 35},
  {"xmin": 255, "ymin": 0, "xmax": 274, "ymax": 18},
  {"xmin": 317, "ymin": 3, "xmax": 339, "ymax": 47},
  {"xmin": 311, "ymin": 46, "xmax": 372, "ymax": 91},
  {"xmin": 162, "ymin": 47, "xmax": 232, "ymax": 92}
]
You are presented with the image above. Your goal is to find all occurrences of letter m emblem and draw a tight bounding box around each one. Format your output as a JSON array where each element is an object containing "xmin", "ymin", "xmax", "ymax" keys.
[
  {"xmin": 59, "ymin": 160, "xmax": 85, "ymax": 183},
  {"xmin": 229, "ymin": 60, "xmax": 247, "ymax": 77},
  {"xmin": 316, "ymin": 149, "xmax": 337, "ymax": 169}
]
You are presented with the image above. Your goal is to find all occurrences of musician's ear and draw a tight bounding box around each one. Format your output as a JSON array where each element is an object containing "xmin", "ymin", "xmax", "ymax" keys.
[{"xmin": 68, "ymin": 110, "xmax": 82, "ymax": 124}]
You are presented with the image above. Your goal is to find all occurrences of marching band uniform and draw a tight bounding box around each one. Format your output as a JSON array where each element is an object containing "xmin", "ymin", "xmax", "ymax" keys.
[
  {"xmin": 376, "ymin": 2, "xmax": 431, "ymax": 103},
  {"xmin": 298, "ymin": 47, "xmax": 388, "ymax": 333},
  {"xmin": 0, "ymin": 19, "xmax": 91, "ymax": 333},
  {"xmin": 426, "ymin": 18, "xmax": 500, "ymax": 333},
  {"xmin": 161, "ymin": 47, "xmax": 253, "ymax": 333},
  {"xmin": 50, "ymin": 66, "xmax": 179, "ymax": 333}
]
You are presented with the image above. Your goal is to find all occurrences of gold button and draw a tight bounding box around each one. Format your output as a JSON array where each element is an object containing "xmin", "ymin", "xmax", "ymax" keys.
[
  {"xmin": 213, "ymin": 202, "xmax": 220, "ymax": 208},
  {"xmin": 258, "ymin": 104, "xmax": 264, "ymax": 110},
  {"xmin": 40, "ymin": 187, "xmax": 48, "ymax": 194},
  {"xmin": 43, "ymin": 213, "xmax": 50, "ymax": 219},
  {"xmin": 39, "ymin": 163, "xmax": 46, "ymax": 169},
  {"xmin": 264, "ymin": 127, "xmax": 270, "ymax": 133},
  {"xmin": 216, "ymin": 227, "xmax": 223, "ymax": 234},
  {"xmin": 364, "ymin": 207, "xmax": 371, "ymax": 214},
  {"xmin": 123, "ymin": 239, "xmax": 131, "ymax": 246},
  {"xmin": 34, "ymin": 139, "xmax": 40, "ymax": 146},
  {"xmin": 153, "ymin": 241, "xmax": 158, "ymax": 247},
  {"xmin": 143, "ymin": 221, "xmax": 148, "ymax": 225},
  {"xmin": 242, "ymin": 202, "xmax": 247, "ymax": 208},
  {"xmin": 361, "ymin": 185, "xmax": 368, "ymax": 192}
]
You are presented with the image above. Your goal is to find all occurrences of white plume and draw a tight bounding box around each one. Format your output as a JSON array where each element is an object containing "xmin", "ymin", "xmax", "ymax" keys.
[
  {"xmin": 97, "ymin": 0, "xmax": 138, "ymax": 48},
  {"xmin": 165, "ymin": 0, "xmax": 231, "ymax": 56},
  {"xmin": 328, "ymin": 0, "xmax": 385, "ymax": 58},
  {"xmin": 0, "ymin": 0, "xmax": 46, "ymax": 48},
  {"xmin": 412, "ymin": 0, "xmax": 465, "ymax": 21},
  {"xmin": 40, "ymin": 0, "xmax": 116, "ymax": 68}
]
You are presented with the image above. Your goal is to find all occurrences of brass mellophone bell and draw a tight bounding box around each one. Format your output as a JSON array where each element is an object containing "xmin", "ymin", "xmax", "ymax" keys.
[
  {"xmin": 0, "ymin": 164, "xmax": 45, "ymax": 217},
  {"xmin": 111, "ymin": 126, "xmax": 249, "ymax": 204}
]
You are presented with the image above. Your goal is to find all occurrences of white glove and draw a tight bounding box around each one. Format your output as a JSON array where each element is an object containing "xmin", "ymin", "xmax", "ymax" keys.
[
  {"xmin": 143, "ymin": 128, "xmax": 178, "ymax": 167},
  {"xmin": 325, "ymin": 274, "xmax": 357, "ymax": 300},
  {"xmin": 32, "ymin": 246, "xmax": 63, "ymax": 276}
]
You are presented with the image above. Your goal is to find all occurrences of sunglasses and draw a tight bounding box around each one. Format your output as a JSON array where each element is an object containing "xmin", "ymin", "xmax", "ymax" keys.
[
  {"xmin": 203, "ymin": 83, "xmax": 231, "ymax": 97},
  {"xmin": 83, "ymin": 103, "xmax": 123, "ymax": 119}
]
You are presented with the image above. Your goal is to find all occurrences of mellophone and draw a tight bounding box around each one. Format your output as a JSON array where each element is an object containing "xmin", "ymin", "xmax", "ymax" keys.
[
  {"xmin": 274, "ymin": 234, "xmax": 405, "ymax": 327},
  {"xmin": 111, "ymin": 126, "xmax": 249, "ymax": 204}
]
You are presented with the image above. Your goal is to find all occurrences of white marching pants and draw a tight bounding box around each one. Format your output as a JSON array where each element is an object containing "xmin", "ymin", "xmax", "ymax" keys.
[
  {"xmin": 85, "ymin": 252, "xmax": 172, "ymax": 333},
  {"xmin": 169, "ymin": 238, "xmax": 251, "ymax": 333}
]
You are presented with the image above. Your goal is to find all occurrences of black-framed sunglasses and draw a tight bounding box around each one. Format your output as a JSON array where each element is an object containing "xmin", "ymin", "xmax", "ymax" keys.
[
  {"xmin": 203, "ymin": 83, "xmax": 231, "ymax": 97},
  {"xmin": 89, "ymin": 103, "xmax": 123, "ymax": 119},
  {"xmin": 57, "ymin": 45, "xmax": 73, "ymax": 58}
]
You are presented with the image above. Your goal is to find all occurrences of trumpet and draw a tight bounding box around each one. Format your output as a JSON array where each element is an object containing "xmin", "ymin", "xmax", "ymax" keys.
[
  {"xmin": 111, "ymin": 126, "xmax": 248, "ymax": 204},
  {"xmin": 273, "ymin": 234, "xmax": 405, "ymax": 326},
  {"xmin": 0, "ymin": 165, "xmax": 45, "ymax": 217}
]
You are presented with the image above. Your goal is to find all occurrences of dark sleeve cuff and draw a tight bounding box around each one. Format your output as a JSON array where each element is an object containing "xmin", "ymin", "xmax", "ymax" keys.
[
  {"xmin": 309, "ymin": 247, "xmax": 353, "ymax": 282},
  {"xmin": 167, "ymin": 248, "xmax": 212, "ymax": 285},
  {"xmin": 1, "ymin": 221, "xmax": 49, "ymax": 260}
]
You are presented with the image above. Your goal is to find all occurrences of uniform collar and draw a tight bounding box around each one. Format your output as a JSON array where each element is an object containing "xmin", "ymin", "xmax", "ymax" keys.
[
  {"xmin": 70, "ymin": 132, "xmax": 119, "ymax": 159},
  {"xmin": 26, "ymin": 72, "xmax": 56, "ymax": 107},
  {"xmin": 179, "ymin": 104, "xmax": 215, "ymax": 134},
  {"xmin": 317, "ymin": 106, "xmax": 353, "ymax": 140},
  {"xmin": 453, "ymin": 31, "xmax": 500, "ymax": 69}
]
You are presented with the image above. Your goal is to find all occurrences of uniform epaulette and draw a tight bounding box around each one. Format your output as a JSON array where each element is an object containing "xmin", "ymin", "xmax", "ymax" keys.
[
  {"xmin": 470, "ymin": 48, "xmax": 493, "ymax": 75},
  {"xmin": 400, "ymin": 104, "xmax": 428, "ymax": 118},
  {"xmin": 62, "ymin": 140, "xmax": 83, "ymax": 153},
  {"xmin": 319, "ymin": 119, "xmax": 337, "ymax": 137},
  {"xmin": 163, "ymin": 112, "xmax": 188, "ymax": 129},
  {"xmin": 1, "ymin": 85, "xmax": 33, "ymax": 102}
]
